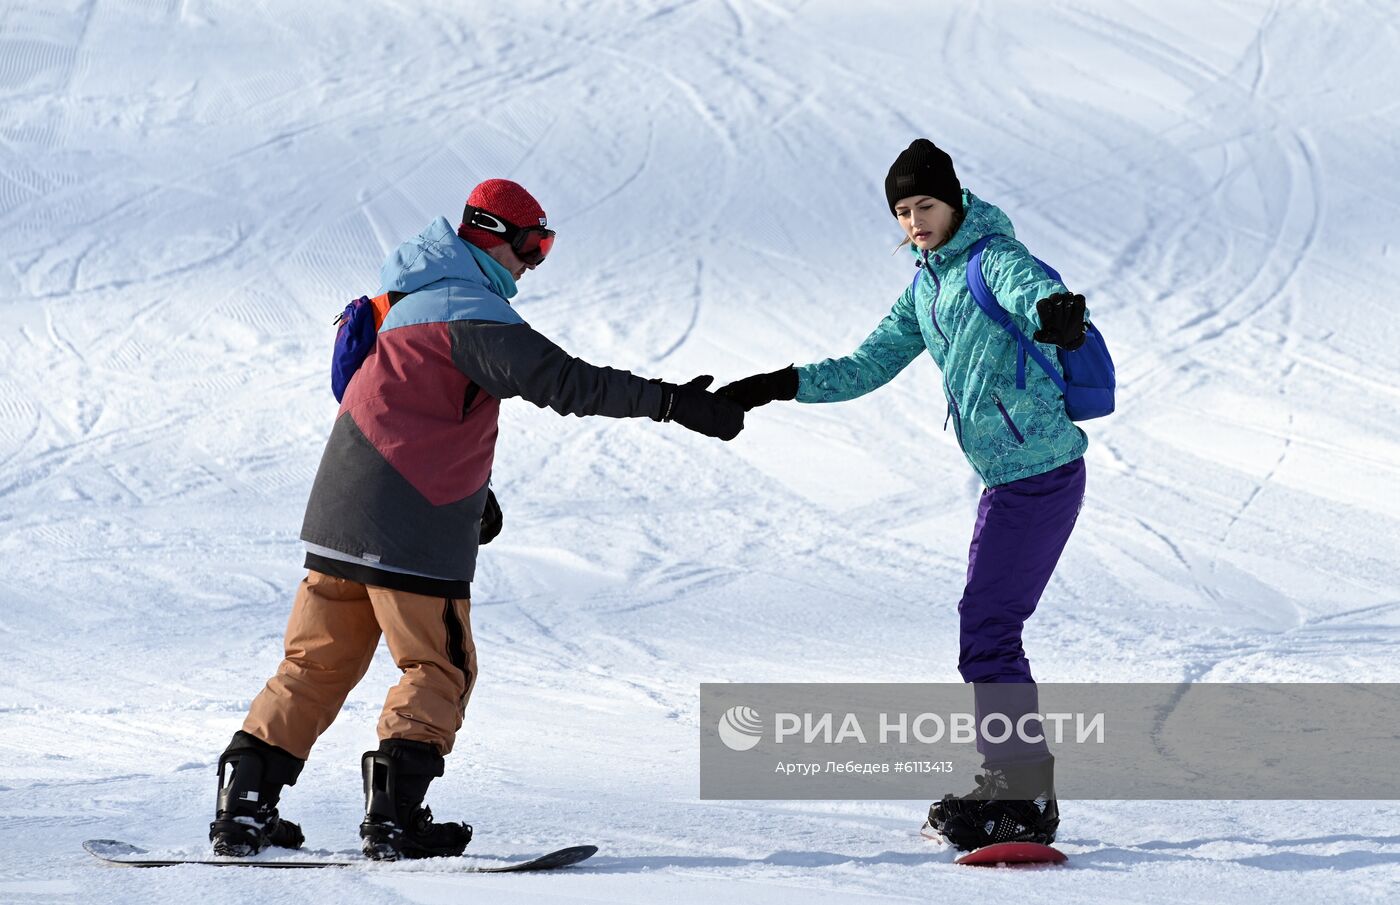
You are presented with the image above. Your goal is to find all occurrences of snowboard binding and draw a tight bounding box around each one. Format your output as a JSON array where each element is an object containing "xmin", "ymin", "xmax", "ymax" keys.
[
  {"xmin": 359, "ymin": 739, "xmax": 472, "ymax": 860},
  {"xmin": 925, "ymin": 757, "xmax": 1059, "ymax": 852},
  {"xmin": 208, "ymin": 731, "xmax": 306, "ymax": 856}
]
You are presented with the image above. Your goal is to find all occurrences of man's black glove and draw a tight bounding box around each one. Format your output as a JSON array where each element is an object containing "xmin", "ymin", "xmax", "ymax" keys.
[
  {"xmin": 653, "ymin": 375, "xmax": 745, "ymax": 441},
  {"xmin": 716, "ymin": 366, "xmax": 798, "ymax": 411},
  {"xmin": 1033, "ymin": 292, "xmax": 1087, "ymax": 351},
  {"xmin": 479, "ymin": 488, "xmax": 502, "ymax": 544}
]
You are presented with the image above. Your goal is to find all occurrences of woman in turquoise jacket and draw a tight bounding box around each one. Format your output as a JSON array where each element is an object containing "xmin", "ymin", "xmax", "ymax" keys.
[{"xmin": 719, "ymin": 139, "xmax": 1092, "ymax": 852}]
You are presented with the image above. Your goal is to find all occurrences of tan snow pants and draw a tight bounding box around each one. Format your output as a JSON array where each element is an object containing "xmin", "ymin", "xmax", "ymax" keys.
[{"xmin": 242, "ymin": 570, "xmax": 477, "ymax": 759}]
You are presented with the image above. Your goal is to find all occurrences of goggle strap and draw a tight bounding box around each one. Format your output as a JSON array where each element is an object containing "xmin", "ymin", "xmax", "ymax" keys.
[{"xmin": 461, "ymin": 204, "xmax": 554, "ymax": 264}]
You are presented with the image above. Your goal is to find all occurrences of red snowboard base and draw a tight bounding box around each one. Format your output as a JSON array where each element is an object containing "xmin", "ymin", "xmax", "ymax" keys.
[{"xmin": 954, "ymin": 842, "xmax": 1067, "ymax": 867}]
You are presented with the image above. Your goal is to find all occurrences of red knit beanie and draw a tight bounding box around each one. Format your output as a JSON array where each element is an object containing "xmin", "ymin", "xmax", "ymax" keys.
[{"xmin": 457, "ymin": 179, "xmax": 548, "ymax": 250}]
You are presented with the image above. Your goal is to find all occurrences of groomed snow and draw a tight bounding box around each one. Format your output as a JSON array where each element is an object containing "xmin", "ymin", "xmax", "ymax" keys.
[{"xmin": 2, "ymin": 1, "xmax": 1398, "ymax": 902}]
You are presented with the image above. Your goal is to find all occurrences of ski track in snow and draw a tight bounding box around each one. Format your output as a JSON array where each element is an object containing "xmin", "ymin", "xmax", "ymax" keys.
[{"xmin": 2, "ymin": 0, "xmax": 1399, "ymax": 902}]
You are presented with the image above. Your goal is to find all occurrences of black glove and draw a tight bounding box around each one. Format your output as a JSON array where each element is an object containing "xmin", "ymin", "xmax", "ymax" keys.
[
  {"xmin": 479, "ymin": 488, "xmax": 502, "ymax": 544},
  {"xmin": 653, "ymin": 375, "xmax": 745, "ymax": 441},
  {"xmin": 716, "ymin": 366, "xmax": 798, "ymax": 411},
  {"xmin": 1033, "ymin": 292, "xmax": 1087, "ymax": 350}
]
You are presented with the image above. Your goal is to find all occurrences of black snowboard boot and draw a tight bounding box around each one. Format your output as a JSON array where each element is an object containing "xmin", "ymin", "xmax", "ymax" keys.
[
  {"xmin": 208, "ymin": 731, "xmax": 306, "ymax": 856},
  {"xmin": 926, "ymin": 756, "xmax": 1059, "ymax": 852},
  {"xmin": 359, "ymin": 739, "xmax": 472, "ymax": 861}
]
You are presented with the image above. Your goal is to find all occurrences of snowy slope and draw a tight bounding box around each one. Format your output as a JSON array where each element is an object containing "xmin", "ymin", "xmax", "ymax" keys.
[{"xmin": 2, "ymin": 0, "xmax": 1399, "ymax": 902}]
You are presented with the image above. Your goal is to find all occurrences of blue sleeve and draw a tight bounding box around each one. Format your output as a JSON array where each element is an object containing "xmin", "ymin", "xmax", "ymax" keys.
[{"xmin": 793, "ymin": 287, "xmax": 926, "ymax": 403}]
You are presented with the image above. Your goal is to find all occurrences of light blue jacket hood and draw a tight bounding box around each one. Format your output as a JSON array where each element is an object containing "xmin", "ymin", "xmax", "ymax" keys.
[{"xmin": 379, "ymin": 216, "xmax": 517, "ymax": 300}]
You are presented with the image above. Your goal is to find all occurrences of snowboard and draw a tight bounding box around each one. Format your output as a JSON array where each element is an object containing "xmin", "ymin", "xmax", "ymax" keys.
[
  {"xmin": 83, "ymin": 839, "xmax": 597, "ymax": 871},
  {"xmin": 954, "ymin": 841, "xmax": 1067, "ymax": 867},
  {"xmin": 921, "ymin": 823, "xmax": 1068, "ymax": 867}
]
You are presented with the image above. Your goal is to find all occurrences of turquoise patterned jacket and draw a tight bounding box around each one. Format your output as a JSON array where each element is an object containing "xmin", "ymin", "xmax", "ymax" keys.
[{"xmin": 796, "ymin": 190, "xmax": 1088, "ymax": 487}]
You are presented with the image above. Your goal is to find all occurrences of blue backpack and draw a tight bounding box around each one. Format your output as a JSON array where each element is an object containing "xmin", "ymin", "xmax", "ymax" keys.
[
  {"xmin": 916, "ymin": 236, "xmax": 1116, "ymax": 421},
  {"xmin": 330, "ymin": 291, "xmax": 404, "ymax": 402}
]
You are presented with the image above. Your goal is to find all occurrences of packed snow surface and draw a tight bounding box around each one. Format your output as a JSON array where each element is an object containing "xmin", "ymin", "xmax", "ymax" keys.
[{"xmin": 2, "ymin": 0, "xmax": 1398, "ymax": 902}]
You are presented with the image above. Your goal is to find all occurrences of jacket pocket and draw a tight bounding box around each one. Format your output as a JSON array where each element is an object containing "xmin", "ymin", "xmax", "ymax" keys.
[
  {"xmin": 462, "ymin": 383, "xmax": 480, "ymax": 421},
  {"xmin": 993, "ymin": 395, "xmax": 1025, "ymax": 444}
]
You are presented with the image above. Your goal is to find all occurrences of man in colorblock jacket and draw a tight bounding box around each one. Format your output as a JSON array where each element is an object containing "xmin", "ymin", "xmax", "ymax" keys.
[{"xmin": 209, "ymin": 179, "xmax": 743, "ymax": 861}]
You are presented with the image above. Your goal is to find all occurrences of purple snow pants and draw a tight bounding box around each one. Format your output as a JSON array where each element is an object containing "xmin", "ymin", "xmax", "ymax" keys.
[{"xmin": 958, "ymin": 456, "xmax": 1086, "ymax": 764}]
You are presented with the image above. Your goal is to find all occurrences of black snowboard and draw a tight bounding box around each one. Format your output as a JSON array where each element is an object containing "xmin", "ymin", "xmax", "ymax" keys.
[{"xmin": 83, "ymin": 839, "xmax": 597, "ymax": 871}]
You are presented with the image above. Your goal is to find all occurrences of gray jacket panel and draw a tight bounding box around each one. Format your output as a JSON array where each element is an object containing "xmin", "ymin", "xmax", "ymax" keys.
[{"xmin": 449, "ymin": 320, "xmax": 666, "ymax": 420}]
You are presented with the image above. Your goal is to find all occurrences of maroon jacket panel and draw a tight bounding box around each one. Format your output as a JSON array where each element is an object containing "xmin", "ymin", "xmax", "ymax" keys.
[{"xmin": 341, "ymin": 321, "xmax": 498, "ymax": 507}]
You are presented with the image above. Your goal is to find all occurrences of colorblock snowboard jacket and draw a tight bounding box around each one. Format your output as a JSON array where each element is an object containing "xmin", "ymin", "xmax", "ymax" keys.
[
  {"xmin": 795, "ymin": 191, "xmax": 1088, "ymax": 487},
  {"xmin": 300, "ymin": 217, "xmax": 666, "ymax": 583}
]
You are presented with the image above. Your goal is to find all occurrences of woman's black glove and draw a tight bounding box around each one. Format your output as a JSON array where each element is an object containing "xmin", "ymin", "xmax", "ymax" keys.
[
  {"xmin": 1033, "ymin": 293, "xmax": 1087, "ymax": 350},
  {"xmin": 716, "ymin": 366, "xmax": 798, "ymax": 410},
  {"xmin": 479, "ymin": 488, "xmax": 502, "ymax": 544},
  {"xmin": 653, "ymin": 375, "xmax": 745, "ymax": 441}
]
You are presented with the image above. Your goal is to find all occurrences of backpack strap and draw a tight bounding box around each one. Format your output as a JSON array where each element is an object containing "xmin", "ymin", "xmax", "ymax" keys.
[{"xmin": 965, "ymin": 235, "xmax": 1067, "ymax": 393}]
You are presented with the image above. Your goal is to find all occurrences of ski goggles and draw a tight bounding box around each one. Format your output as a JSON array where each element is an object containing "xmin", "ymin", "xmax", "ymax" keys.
[{"xmin": 462, "ymin": 205, "xmax": 555, "ymax": 266}]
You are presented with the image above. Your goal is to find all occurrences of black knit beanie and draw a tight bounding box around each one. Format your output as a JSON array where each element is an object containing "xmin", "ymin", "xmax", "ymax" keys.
[{"xmin": 884, "ymin": 139, "xmax": 962, "ymax": 215}]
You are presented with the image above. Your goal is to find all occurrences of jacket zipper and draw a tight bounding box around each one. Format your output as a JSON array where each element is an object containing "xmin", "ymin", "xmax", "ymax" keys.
[
  {"xmin": 924, "ymin": 250, "xmax": 962, "ymax": 451},
  {"xmin": 993, "ymin": 395, "xmax": 1025, "ymax": 444},
  {"xmin": 921, "ymin": 250, "xmax": 949, "ymax": 346}
]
